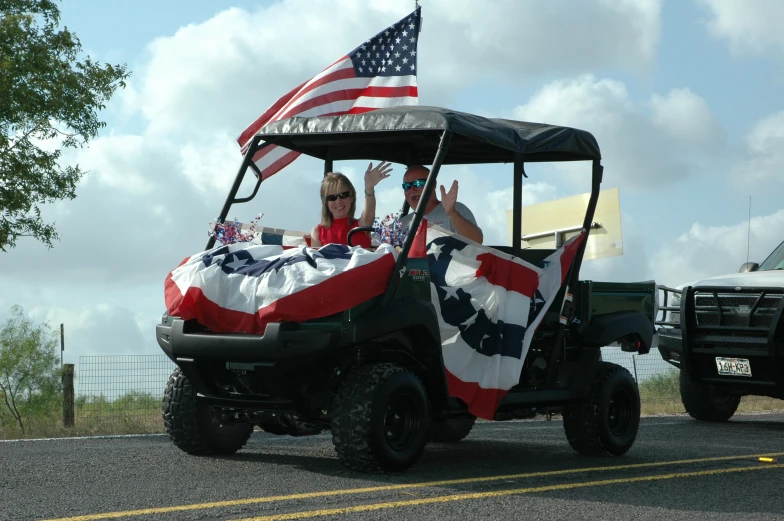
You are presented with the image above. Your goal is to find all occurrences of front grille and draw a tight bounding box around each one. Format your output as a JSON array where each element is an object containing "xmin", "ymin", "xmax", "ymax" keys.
[{"xmin": 694, "ymin": 290, "xmax": 783, "ymax": 329}]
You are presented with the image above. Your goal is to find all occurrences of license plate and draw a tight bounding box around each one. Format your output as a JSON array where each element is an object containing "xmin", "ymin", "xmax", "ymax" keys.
[{"xmin": 715, "ymin": 357, "xmax": 752, "ymax": 377}]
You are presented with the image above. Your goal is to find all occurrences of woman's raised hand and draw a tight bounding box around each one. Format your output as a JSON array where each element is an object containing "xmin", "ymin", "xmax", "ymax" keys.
[{"xmin": 364, "ymin": 161, "xmax": 393, "ymax": 193}]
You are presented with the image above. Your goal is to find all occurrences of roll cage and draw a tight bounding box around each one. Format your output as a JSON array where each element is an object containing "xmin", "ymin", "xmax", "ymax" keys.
[{"xmin": 207, "ymin": 105, "xmax": 604, "ymax": 309}]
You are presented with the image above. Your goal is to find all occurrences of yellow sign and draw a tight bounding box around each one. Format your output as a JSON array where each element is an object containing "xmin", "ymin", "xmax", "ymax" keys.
[{"xmin": 506, "ymin": 187, "xmax": 623, "ymax": 261}]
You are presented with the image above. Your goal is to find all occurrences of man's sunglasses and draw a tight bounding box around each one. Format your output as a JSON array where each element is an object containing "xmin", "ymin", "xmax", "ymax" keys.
[
  {"xmin": 402, "ymin": 179, "xmax": 427, "ymax": 191},
  {"xmin": 325, "ymin": 191, "xmax": 351, "ymax": 202}
]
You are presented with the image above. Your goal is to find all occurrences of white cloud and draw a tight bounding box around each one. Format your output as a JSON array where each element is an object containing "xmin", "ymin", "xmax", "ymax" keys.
[
  {"xmin": 75, "ymin": 133, "xmax": 166, "ymax": 195},
  {"xmin": 420, "ymin": 0, "xmax": 662, "ymax": 84},
  {"xmin": 0, "ymin": 297, "xmax": 157, "ymax": 362},
  {"xmin": 135, "ymin": 5, "xmax": 358, "ymax": 137},
  {"xmin": 697, "ymin": 0, "xmax": 784, "ymax": 56},
  {"xmin": 648, "ymin": 209, "xmax": 784, "ymax": 287},
  {"xmin": 513, "ymin": 75, "xmax": 724, "ymax": 190},
  {"xmin": 177, "ymin": 133, "xmax": 244, "ymax": 194},
  {"xmin": 650, "ymin": 88, "xmax": 723, "ymax": 152},
  {"xmin": 118, "ymin": 0, "xmax": 663, "ymax": 140},
  {"xmin": 733, "ymin": 110, "xmax": 784, "ymax": 184}
]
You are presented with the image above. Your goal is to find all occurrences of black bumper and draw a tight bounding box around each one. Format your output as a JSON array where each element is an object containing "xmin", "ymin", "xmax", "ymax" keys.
[
  {"xmin": 156, "ymin": 318, "xmax": 339, "ymax": 363},
  {"xmin": 155, "ymin": 317, "xmax": 342, "ymax": 412},
  {"xmin": 663, "ymin": 285, "xmax": 784, "ymax": 395}
]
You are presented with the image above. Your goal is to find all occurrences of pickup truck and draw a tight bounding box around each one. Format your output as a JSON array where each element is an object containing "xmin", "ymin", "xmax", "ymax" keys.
[{"xmin": 657, "ymin": 239, "xmax": 784, "ymax": 420}]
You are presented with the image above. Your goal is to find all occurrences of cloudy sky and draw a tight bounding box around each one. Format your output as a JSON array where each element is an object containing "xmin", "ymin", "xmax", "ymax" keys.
[{"xmin": 1, "ymin": 0, "xmax": 783, "ymax": 365}]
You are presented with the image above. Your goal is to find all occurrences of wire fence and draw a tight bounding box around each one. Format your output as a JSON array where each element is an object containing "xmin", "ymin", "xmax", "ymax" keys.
[
  {"xmin": 75, "ymin": 355, "xmax": 176, "ymax": 434},
  {"xmin": 73, "ymin": 350, "xmax": 781, "ymax": 435}
]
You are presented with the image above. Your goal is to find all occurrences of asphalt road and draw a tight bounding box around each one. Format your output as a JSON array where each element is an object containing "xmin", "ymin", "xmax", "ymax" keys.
[{"xmin": 3, "ymin": 413, "xmax": 784, "ymax": 521}]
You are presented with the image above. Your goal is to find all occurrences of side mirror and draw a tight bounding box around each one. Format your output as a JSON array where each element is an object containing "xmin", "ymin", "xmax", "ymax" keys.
[{"xmin": 738, "ymin": 262, "xmax": 759, "ymax": 273}]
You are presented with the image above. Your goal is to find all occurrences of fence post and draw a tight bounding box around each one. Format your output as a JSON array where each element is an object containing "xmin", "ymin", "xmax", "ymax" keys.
[
  {"xmin": 631, "ymin": 355, "xmax": 639, "ymax": 383},
  {"xmin": 62, "ymin": 364, "xmax": 75, "ymax": 428}
]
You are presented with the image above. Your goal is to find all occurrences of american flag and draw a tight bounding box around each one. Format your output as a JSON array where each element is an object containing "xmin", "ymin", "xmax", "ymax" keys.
[
  {"xmin": 237, "ymin": 7, "xmax": 421, "ymax": 180},
  {"xmin": 425, "ymin": 226, "xmax": 586, "ymax": 420}
]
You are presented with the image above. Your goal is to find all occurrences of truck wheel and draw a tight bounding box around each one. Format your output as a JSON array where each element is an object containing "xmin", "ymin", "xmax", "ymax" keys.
[
  {"xmin": 331, "ymin": 363, "xmax": 430, "ymax": 473},
  {"xmin": 563, "ymin": 361, "xmax": 640, "ymax": 456},
  {"xmin": 679, "ymin": 370, "xmax": 740, "ymax": 422},
  {"xmin": 430, "ymin": 416, "xmax": 476, "ymax": 443},
  {"xmin": 162, "ymin": 368, "xmax": 253, "ymax": 455}
]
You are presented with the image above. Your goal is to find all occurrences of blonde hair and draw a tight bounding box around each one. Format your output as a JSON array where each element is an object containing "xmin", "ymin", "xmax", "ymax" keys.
[{"xmin": 320, "ymin": 172, "xmax": 357, "ymax": 227}]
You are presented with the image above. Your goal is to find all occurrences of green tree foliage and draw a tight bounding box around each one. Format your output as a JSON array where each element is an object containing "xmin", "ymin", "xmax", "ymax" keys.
[
  {"xmin": 0, "ymin": 305, "xmax": 61, "ymax": 433},
  {"xmin": 0, "ymin": 0, "xmax": 130, "ymax": 250}
]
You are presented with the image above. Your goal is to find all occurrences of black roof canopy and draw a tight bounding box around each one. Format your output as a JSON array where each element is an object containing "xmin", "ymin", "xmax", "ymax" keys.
[{"xmin": 254, "ymin": 106, "xmax": 601, "ymax": 166}]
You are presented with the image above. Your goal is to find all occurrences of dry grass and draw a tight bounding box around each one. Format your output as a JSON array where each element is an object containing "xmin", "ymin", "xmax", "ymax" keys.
[
  {"xmin": 641, "ymin": 397, "xmax": 784, "ymax": 417},
  {"xmin": 638, "ymin": 369, "xmax": 784, "ymax": 416},
  {"xmin": 737, "ymin": 395, "xmax": 784, "ymax": 414},
  {"xmin": 0, "ymin": 393, "xmax": 166, "ymax": 440},
  {"xmin": 0, "ymin": 410, "xmax": 166, "ymax": 440}
]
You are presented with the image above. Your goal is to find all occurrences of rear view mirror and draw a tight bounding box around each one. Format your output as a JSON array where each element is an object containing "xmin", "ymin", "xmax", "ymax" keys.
[{"xmin": 739, "ymin": 262, "xmax": 759, "ymax": 273}]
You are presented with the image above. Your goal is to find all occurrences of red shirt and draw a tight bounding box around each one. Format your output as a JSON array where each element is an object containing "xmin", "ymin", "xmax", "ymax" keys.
[{"xmin": 317, "ymin": 217, "xmax": 372, "ymax": 248}]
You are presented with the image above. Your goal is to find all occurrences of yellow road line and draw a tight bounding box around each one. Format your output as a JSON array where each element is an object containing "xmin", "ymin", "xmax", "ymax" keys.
[
  {"xmin": 231, "ymin": 463, "xmax": 784, "ymax": 521},
  {"xmin": 36, "ymin": 452, "xmax": 784, "ymax": 521}
]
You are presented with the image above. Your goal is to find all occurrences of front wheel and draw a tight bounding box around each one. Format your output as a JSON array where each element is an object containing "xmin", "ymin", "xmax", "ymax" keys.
[
  {"xmin": 679, "ymin": 370, "xmax": 740, "ymax": 422},
  {"xmin": 563, "ymin": 361, "xmax": 640, "ymax": 456},
  {"xmin": 331, "ymin": 363, "xmax": 430, "ymax": 473},
  {"xmin": 162, "ymin": 368, "xmax": 253, "ymax": 455}
]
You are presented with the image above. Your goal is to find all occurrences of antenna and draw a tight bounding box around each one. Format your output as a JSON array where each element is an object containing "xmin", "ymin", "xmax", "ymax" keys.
[{"xmin": 746, "ymin": 195, "xmax": 751, "ymax": 265}]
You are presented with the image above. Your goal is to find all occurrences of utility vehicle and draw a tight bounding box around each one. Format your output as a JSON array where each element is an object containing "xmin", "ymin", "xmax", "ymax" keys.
[{"xmin": 156, "ymin": 106, "xmax": 658, "ymax": 472}]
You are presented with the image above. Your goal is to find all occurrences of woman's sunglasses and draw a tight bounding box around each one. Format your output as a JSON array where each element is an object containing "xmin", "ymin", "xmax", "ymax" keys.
[
  {"xmin": 402, "ymin": 179, "xmax": 427, "ymax": 191},
  {"xmin": 325, "ymin": 191, "xmax": 351, "ymax": 202}
]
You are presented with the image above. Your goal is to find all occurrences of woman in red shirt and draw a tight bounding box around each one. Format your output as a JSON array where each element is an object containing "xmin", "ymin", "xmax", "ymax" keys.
[{"xmin": 310, "ymin": 162, "xmax": 393, "ymax": 248}]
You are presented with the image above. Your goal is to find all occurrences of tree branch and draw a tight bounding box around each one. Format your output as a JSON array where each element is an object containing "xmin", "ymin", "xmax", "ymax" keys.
[
  {"xmin": 0, "ymin": 118, "xmax": 50, "ymax": 159},
  {"xmin": 10, "ymin": 368, "xmax": 32, "ymax": 399},
  {"xmin": 0, "ymin": 377, "xmax": 24, "ymax": 434}
]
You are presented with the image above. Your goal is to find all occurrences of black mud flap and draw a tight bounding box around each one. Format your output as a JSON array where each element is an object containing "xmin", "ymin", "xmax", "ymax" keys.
[{"xmin": 580, "ymin": 311, "xmax": 654, "ymax": 353}]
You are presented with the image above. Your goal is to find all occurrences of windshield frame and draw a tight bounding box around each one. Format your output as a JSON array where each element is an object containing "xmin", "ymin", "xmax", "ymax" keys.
[{"xmin": 759, "ymin": 240, "xmax": 784, "ymax": 271}]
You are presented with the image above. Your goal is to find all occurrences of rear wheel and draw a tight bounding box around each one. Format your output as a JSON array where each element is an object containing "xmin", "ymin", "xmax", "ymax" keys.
[
  {"xmin": 563, "ymin": 361, "xmax": 640, "ymax": 456},
  {"xmin": 162, "ymin": 368, "xmax": 253, "ymax": 455},
  {"xmin": 429, "ymin": 416, "xmax": 476, "ymax": 443},
  {"xmin": 331, "ymin": 363, "xmax": 430, "ymax": 473},
  {"xmin": 679, "ymin": 370, "xmax": 740, "ymax": 422}
]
